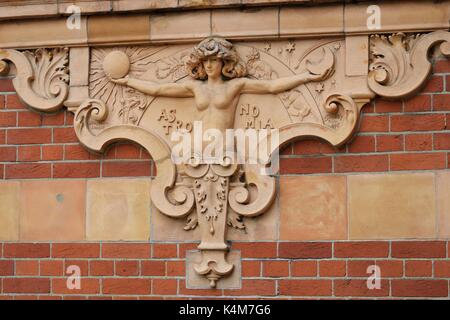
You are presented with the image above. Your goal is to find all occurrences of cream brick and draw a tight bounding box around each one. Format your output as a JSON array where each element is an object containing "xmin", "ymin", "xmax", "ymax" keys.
[{"xmin": 0, "ymin": 182, "xmax": 20, "ymax": 241}]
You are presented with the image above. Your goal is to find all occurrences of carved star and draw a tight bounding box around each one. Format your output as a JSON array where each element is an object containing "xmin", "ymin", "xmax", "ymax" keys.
[
  {"xmin": 333, "ymin": 43, "xmax": 341, "ymax": 51},
  {"xmin": 315, "ymin": 83, "xmax": 324, "ymax": 93},
  {"xmin": 285, "ymin": 42, "xmax": 296, "ymax": 53},
  {"xmin": 264, "ymin": 43, "xmax": 271, "ymax": 52}
]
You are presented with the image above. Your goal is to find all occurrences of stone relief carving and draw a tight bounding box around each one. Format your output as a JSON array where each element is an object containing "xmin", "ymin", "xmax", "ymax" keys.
[
  {"xmin": 0, "ymin": 47, "xmax": 69, "ymax": 112},
  {"xmin": 368, "ymin": 30, "xmax": 450, "ymax": 99},
  {"xmin": 1, "ymin": 30, "xmax": 449, "ymax": 288}
]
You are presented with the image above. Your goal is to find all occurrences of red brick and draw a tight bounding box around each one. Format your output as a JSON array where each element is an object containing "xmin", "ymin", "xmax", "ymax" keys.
[
  {"xmin": 347, "ymin": 260, "xmax": 376, "ymax": 277},
  {"xmin": 375, "ymin": 100, "xmax": 402, "ymax": 113},
  {"xmin": 18, "ymin": 111, "xmax": 42, "ymax": 126},
  {"xmin": 392, "ymin": 280, "xmax": 448, "ymax": 297},
  {"xmin": 0, "ymin": 129, "xmax": 6, "ymax": 144},
  {"xmin": 166, "ymin": 261, "xmax": 185, "ymax": 277},
  {"xmin": 279, "ymin": 242, "xmax": 331, "ymax": 259},
  {"xmin": 0, "ymin": 146, "xmax": 16, "ymax": 161},
  {"xmin": 0, "ymin": 95, "xmax": 4, "ymax": 108},
  {"xmin": 290, "ymin": 260, "xmax": 317, "ymax": 277},
  {"xmin": 52, "ymin": 244, "xmax": 100, "ymax": 258},
  {"xmin": 359, "ymin": 115, "xmax": 389, "ymax": 132},
  {"xmin": 242, "ymin": 260, "xmax": 260, "ymax": 277},
  {"xmin": 53, "ymin": 127, "xmax": 77, "ymax": 143},
  {"xmin": 42, "ymin": 112, "xmax": 65, "ymax": 126},
  {"xmin": 361, "ymin": 102, "xmax": 374, "ymax": 113},
  {"xmin": 376, "ymin": 134, "xmax": 403, "ymax": 152},
  {"xmin": 434, "ymin": 261, "xmax": 450, "ymax": 277},
  {"xmin": 115, "ymin": 143, "xmax": 141, "ymax": 159},
  {"xmin": 279, "ymin": 157, "xmax": 332, "ymax": 174},
  {"xmin": 5, "ymin": 95, "xmax": 26, "ymax": 109},
  {"xmin": 280, "ymin": 143, "xmax": 292, "ymax": 155},
  {"xmin": 102, "ymin": 244, "xmax": 150, "ymax": 259},
  {"xmin": 293, "ymin": 139, "xmax": 339, "ymax": 155},
  {"xmin": 115, "ymin": 260, "xmax": 139, "ymax": 276},
  {"xmin": 178, "ymin": 243, "xmax": 198, "ymax": 258},
  {"xmin": 15, "ymin": 260, "xmax": 39, "ymax": 276},
  {"xmin": 233, "ymin": 242, "xmax": 277, "ymax": 258},
  {"xmin": 103, "ymin": 278, "xmax": 151, "ymax": 295},
  {"xmin": 53, "ymin": 162, "xmax": 100, "ymax": 178},
  {"xmin": 42, "ymin": 145, "xmax": 63, "ymax": 160},
  {"xmin": 279, "ymin": 280, "xmax": 332, "ymax": 296},
  {"xmin": 421, "ymin": 75, "xmax": 443, "ymax": 93},
  {"xmin": 434, "ymin": 133, "xmax": 450, "ymax": 150},
  {"xmin": 347, "ymin": 135, "xmax": 375, "ymax": 153},
  {"xmin": 0, "ymin": 260, "xmax": 14, "ymax": 275},
  {"xmin": 335, "ymin": 279, "xmax": 389, "ymax": 297},
  {"xmin": 3, "ymin": 278, "xmax": 50, "ymax": 294},
  {"xmin": 0, "ymin": 111, "xmax": 16, "ymax": 127},
  {"xmin": 390, "ymin": 153, "xmax": 446, "ymax": 170},
  {"xmin": 404, "ymin": 95, "xmax": 431, "ymax": 112},
  {"xmin": 65, "ymin": 260, "xmax": 89, "ymax": 276},
  {"xmin": 405, "ymin": 134, "xmax": 432, "ymax": 151},
  {"xmin": 65, "ymin": 144, "xmax": 98, "ymax": 160},
  {"xmin": 5, "ymin": 163, "xmax": 51, "ymax": 179},
  {"xmin": 319, "ymin": 260, "xmax": 346, "ymax": 277},
  {"xmin": 262, "ymin": 260, "xmax": 289, "ymax": 277},
  {"xmin": 152, "ymin": 243, "xmax": 177, "ymax": 258},
  {"xmin": 375, "ymin": 260, "xmax": 403, "ymax": 277},
  {"xmin": 433, "ymin": 94, "xmax": 450, "ymax": 111},
  {"xmin": 334, "ymin": 155, "xmax": 388, "ymax": 173},
  {"xmin": 18, "ymin": 146, "xmax": 41, "ymax": 162},
  {"xmin": 65, "ymin": 112, "xmax": 75, "ymax": 125},
  {"xmin": 40, "ymin": 260, "xmax": 64, "ymax": 276},
  {"xmin": 7, "ymin": 128, "xmax": 51, "ymax": 144},
  {"xmin": 392, "ymin": 241, "xmax": 446, "ymax": 258},
  {"xmin": 153, "ymin": 279, "xmax": 177, "ymax": 295},
  {"xmin": 405, "ymin": 260, "xmax": 432, "ymax": 277},
  {"xmin": 52, "ymin": 278, "xmax": 100, "ymax": 295},
  {"xmin": 391, "ymin": 114, "xmax": 446, "ymax": 132},
  {"xmin": 102, "ymin": 161, "xmax": 151, "ymax": 177},
  {"xmin": 141, "ymin": 260, "xmax": 166, "ymax": 276},
  {"xmin": 434, "ymin": 60, "xmax": 450, "ymax": 73},
  {"xmin": 90, "ymin": 260, "xmax": 114, "ymax": 276},
  {"xmin": 334, "ymin": 242, "xmax": 389, "ymax": 258},
  {"xmin": 224, "ymin": 279, "xmax": 276, "ymax": 296},
  {"xmin": 4, "ymin": 243, "xmax": 50, "ymax": 258},
  {"xmin": 0, "ymin": 79, "xmax": 14, "ymax": 92}
]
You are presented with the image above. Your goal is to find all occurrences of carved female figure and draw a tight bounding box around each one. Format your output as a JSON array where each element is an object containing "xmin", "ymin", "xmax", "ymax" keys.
[
  {"xmin": 112, "ymin": 37, "xmax": 331, "ymax": 134},
  {"xmin": 109, "ymin": 37, "xmax": 332, "ymax": 287}
]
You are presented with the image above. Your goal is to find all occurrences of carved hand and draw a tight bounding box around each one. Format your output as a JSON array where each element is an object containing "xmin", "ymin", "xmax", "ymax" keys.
[
  {"xmin": 305, "ymin": 67, "xmax": 333, "ymax": 82},
  {"xmin": 109, "ymin": 75, "xmax": 129, "ymax": 86}
]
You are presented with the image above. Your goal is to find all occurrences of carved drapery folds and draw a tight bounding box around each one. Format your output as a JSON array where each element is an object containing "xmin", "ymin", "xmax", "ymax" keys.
[{"xmin": 1, "ymin": 30, "xmax": 449, "ymax": 288}]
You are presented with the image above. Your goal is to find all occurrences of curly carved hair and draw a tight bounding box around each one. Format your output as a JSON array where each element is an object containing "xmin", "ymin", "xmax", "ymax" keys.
[{"xmin": 186, "ymin": 37, "xmax": 247, "ymax": 80}]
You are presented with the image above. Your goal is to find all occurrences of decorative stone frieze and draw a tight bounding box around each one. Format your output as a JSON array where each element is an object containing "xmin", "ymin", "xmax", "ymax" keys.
[{"xmin": 1, "ymin": 27, "xmax": 449, "ymax": 287}]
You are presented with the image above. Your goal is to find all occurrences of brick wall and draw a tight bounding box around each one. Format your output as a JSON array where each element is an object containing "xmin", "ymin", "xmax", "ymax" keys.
[{"xmin": 0, "ymin": 58, "xmax": 449, "ymax": 299}]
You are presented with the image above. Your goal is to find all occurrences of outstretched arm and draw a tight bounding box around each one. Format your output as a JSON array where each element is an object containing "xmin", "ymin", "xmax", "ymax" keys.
[
  {"xmin": 238, "ymin": 70, "xmax": 330, "ymax": 94},
  {"xmin": 111, "ymin": 76, "xmax": 194, "ymax": 98}
]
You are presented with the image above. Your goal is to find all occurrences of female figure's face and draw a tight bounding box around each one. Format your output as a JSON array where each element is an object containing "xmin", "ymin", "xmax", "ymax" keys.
[{"xmin": 203, "ymin": 56, "xmax": 223, "ymax": 79}]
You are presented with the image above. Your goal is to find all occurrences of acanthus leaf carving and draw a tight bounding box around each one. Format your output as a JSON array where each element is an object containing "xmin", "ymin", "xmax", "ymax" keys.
[
  {"xmin": 0, "ymin": 48, "xmax": 69, "ymax": 112},
  {"xmin": 368, "ymin": 30, "xmax": 450, "ymax": 99}
]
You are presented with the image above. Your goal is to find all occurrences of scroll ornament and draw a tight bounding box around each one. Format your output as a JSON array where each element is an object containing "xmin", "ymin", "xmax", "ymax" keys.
[{"xmin": 1, "ymin": 30, "xmax": 449, "ymax": 288}]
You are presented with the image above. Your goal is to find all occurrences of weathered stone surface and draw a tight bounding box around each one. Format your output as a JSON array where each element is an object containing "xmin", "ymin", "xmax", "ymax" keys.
[
  {"xmin": 436, "ymin": 172, "xmax": 450, "ymax": 238},
  {"xmin": 86, "ymin": 179, "xmax": 151, "ymax": 241},
  {"xmin": 20, "ymin": 180, "xmax": 86, "ymax": 241},
  {"xmin": 348, "ymin": 173, "xmax": 436, "ymax": 239},
  {"xmin": 280, "ymin": 176, "xmax": 347, "ymax": 240},
  {"xmin": 0, "ymin": 182, "xmax": 20, "ymax": 240}
]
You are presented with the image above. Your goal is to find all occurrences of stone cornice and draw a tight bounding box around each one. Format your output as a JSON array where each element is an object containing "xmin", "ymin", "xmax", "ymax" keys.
[{"xmin": 0, "ymin": 0, "xmax": 448, "ymax": 49}]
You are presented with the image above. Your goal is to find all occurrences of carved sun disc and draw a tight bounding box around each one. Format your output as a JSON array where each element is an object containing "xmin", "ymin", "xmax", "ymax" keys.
[{"xmin": 102, "ymin": 51, "xmax": 130, "ymax": 79}]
